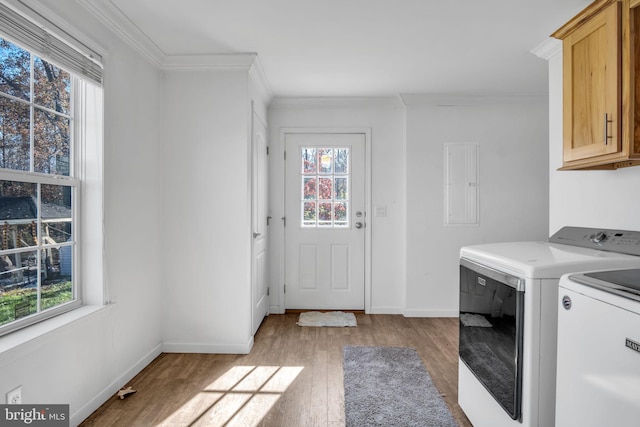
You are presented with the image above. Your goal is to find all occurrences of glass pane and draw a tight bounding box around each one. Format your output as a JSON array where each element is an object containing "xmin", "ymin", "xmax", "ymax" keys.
[
  {"xmin": 318, "ymin": 148, "xmax": 332, "ymax": 174},
  {"xmin": 335, "ymin": 177, "xmax": 348, "ymax": 200},
  {"xmin": 34, "ymin": 108, "xmax": 71, "ymax": 175},
  {"xmin": 302, "ymin": 177, "xmax": 316, "ymax": 200},
  {"xmin": 334, "ymin": 202, "xmax": 348, "ymax": 225},
  {"xmin": 0, "ymin": 38, "xmax": 30, "ymax": 101},
  {"xmin": 0, "ymin": 180, "xmax": 38, "ymax": 250},
  {"xmin": 41, "ymin": 184, "xmax": 73, "ymax": 244},
  {"xmin": 301, "ymin": 148, "xmax": 316, "ymax": 173},
  {"xmin": 33, "ymin": 58, "xmax": 71, "ymax": 115},
  {"xmin": 318, "ymin": 177, "xmax": 332, "ymax": 201},
  {"xmin": 0, "ymin": 249, "xmax": 38, "ymax": 326},
  {"xmin": 0, "ymin": 96, "xmax": 30, "ymax": 171},
  {"xmin": 302, "ymin": 201, "xmax": 316, "ymax": 226},
  {"xmin": 335, "ymin": 148, "xmax": 349, "ymax": 174},
  {"xmin": 41, "ymin": 245, "xmax": 73, "ymax": 310},
  {"xmin": 318, "ymin": 202, "xmax": 332, "ymax": 225}
]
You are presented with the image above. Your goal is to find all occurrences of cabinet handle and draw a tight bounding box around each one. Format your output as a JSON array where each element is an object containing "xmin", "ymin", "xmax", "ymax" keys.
[{"xmin": 604, "ymin": 113, "xmax": 611, "ymax": 145}]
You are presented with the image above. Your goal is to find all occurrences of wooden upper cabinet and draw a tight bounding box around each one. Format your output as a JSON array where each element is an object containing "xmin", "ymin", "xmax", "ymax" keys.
[
  {"xmin": 553, "ymin": 0, "xmax": 640, "ymax": 169},
  {"xmin": 561, "ymin": 1, "xmax": 620, "ymax": 163}
]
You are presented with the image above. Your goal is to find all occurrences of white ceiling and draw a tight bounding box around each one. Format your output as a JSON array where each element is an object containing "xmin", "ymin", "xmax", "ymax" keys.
[{"xmin": 84, "ymin": 0, "xmax": 592, "ymax": 97}]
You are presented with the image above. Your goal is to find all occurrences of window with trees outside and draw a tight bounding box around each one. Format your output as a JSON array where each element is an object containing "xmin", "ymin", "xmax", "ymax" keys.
[
  {"xmin": 0, "ymin": 36, "xmax": 78, "ymax": 335},
  {"xmin": 300, "ymin": 147, "xmax": 350, "ymax": 228}
]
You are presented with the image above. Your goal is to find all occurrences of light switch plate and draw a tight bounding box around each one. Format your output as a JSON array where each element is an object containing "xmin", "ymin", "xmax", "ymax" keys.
[{"xmin": 375, "ymin": 206, "xmax": 387, "ymax": 217}]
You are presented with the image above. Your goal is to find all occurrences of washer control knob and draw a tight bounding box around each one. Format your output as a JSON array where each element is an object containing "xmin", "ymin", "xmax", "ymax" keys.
[{"xmin": 589, "ymin": 231, "xmax": 607, "ymax": 244}]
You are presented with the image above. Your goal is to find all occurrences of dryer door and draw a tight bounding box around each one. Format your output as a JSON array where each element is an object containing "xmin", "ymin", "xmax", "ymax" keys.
[{"xmin": 459, "ymin": 258, "xmax": 525, "ymax": 421}]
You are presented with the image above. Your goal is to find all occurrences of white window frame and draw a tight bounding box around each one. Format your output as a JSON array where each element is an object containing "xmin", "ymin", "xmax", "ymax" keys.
[
  {"xmin": 0, "ymin": 0, "xmax": 104, "ymax": 337},
  {"xmin": 0, "ymin": 45, "xmax": 81, "ymax": 336}
]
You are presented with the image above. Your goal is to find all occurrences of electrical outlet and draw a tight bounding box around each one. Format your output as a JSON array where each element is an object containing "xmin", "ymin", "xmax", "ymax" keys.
[{"xmin": 7, "ymin": 386, "xmax": 22, "ymax": 404}]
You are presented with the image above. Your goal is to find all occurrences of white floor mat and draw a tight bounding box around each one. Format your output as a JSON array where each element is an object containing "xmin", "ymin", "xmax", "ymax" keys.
[{"xmin": 296, "ymin": 311, "xmax": 357, "ymax": 327}]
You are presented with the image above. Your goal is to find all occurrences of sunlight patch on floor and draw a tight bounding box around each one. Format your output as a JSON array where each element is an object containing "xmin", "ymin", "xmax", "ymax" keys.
[{"xmin": 159, "ymin": 365, "xmax": 304, "ymax": 426}]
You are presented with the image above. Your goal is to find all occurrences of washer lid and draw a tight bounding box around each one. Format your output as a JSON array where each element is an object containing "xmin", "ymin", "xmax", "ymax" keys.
[
  {"xmin": 574, "ymin": 269, "xmax": 640, "ymax": 302},
  {"xmin": 461, "ymin": 241, "xmax": 640, "ymax": 279},
  {"xmin": 584, "ymin": 269, "xmax": 640, "ymax": 288}
]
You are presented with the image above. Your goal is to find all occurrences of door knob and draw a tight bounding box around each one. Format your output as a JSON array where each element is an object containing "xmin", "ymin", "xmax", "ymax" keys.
[
  {"xmin": 355, "ymin": 222, "xmax": 363, "ymax": 229},
  {"xmin": 253, "ymin": 232, "xmax": 261, "ymax": 238}
]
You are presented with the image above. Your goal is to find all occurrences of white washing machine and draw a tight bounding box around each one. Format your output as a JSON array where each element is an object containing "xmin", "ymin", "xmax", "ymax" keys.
[
  {"xmin": 556, "ymin": 268, "xmax": 640, "ymax": 427},
  {"xmin": 458, "ymin": 227, "xmax": 640, "ymax": 427}
]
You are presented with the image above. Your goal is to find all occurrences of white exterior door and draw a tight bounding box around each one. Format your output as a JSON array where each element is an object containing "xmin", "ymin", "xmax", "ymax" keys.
[
  {"xmin": 251, "ymin": 111, "xmax": 269, "ymax": 335},
  {"xmin": 285, "ymin": 133, "xmax": 366, "ymax": 310}
]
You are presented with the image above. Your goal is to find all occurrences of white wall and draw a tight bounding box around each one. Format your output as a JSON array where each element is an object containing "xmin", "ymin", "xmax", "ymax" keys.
[
  {"xmin": 0, "ymin": 1, "xmax": 164, "ymax": 425},
  {"xmin": 548, "ymin": 49, "xmax": 640, "ymax": 233},
  {"xmin": 269, "ymin": 95, "xmax": 549, "ymax": 316},
  {"xmin": 268, "ymin": 98, "xmax": 407, "ymax": 313},
  {"xmin": 403, "ymin": 95, "xmax": 550, "ymax": 316},
  {"xmin": 160, "ymin": 66, "xmax": 269, "ymax": 353}
]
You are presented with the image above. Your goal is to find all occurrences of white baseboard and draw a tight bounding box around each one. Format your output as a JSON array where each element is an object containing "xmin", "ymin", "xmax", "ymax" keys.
[
  {"xmin": 162, "ymin": 337, "xmax": 254, "ymax": 355},
  {"xmin": 402, "ymin": 308, "xmax": 458, "ymax": 317},
  {"xmin": 367, "ymin": 306, "xmax": 403, "ymax": 314},
  {"xmin": 70, "ymin": 342, "xmax": 162, "ymax": 426}
]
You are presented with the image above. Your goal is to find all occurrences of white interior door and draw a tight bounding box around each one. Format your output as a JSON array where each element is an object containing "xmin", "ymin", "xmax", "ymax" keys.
[
  {"xmin": 251, "ymin": 111, "xmax": 269, "ymax": 335},
  {"xmin": 285, "ymin": 133, "xmax": 365, "ymax": 310}
]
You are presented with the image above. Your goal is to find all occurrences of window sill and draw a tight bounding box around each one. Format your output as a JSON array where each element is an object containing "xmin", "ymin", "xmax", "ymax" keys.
[{"xmin": 0, "ymin": 305, "xmax": 110, "ymax": 364}]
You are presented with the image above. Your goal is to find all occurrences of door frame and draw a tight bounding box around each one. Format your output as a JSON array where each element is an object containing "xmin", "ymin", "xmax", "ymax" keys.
[
  {"xmin": 277, "ymin": 127, "xmax": 372, "ymax": 313},
  {"xmin": 251, "ymin": 104, "xmax": 269, "ymax": 335}
]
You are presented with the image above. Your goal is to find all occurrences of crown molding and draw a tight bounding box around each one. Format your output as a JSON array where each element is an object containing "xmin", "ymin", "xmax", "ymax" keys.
[
  {"xmin": 270, "ymin": 96, "xmax": 405, "ymax": 109},
  {"xmin": 160, "ymin": 53, "xmax": 273, "ymax": 103},
  {"xmin": 77, "ymin": 0, "xmax": 273, "ymax": 99},
  {"xmin": 248, "ymin": 55, "xmax": 274, "ymax": 105},
  {"xmin": 77, "ymin": 0, "xmax": 164, "ymax": 68},
  {"xmin": 161, "ymin": 53, "xmax": 258, "ymax": 71},
  {"xmin": 399, "ymin": 93, "xmax": 548, "ymax": 106},
  {"xmin": 531, "ymin": 38, "xmax": 562, "ymax": 61}
]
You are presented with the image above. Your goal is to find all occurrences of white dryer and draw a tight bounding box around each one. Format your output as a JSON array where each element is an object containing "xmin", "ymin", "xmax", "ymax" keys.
[{"xmin": 459, "ymin": 227, "xmax": 640, "ymax": 427}]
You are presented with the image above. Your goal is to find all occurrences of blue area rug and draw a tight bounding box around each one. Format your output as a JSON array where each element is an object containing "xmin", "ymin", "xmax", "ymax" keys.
[{"xmin": 343, "ymin": 346, "xmax": 459, "ymax": 427}]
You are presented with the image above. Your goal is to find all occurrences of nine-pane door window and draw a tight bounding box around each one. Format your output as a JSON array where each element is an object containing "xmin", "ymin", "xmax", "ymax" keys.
[{"xmin": 300, "ymin": 147, "xmax": 350, "ymax": 228}]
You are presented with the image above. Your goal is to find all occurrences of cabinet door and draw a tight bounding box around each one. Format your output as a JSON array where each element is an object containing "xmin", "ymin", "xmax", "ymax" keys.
[{"xmin": 562, "ymin": 1, "xmax": 621, "ymax": 163}]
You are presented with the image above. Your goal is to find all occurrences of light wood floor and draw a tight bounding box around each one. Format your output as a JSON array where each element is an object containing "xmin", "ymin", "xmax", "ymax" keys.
[{"xmin": 80, "ymin": 314, "xmax": 472, "ymax": 427}]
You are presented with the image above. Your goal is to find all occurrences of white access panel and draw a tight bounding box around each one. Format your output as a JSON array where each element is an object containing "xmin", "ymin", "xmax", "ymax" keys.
[
  {"xmin": 444, "ymin": 142, "xmax": 478, "ymax": 225},
  {"xmin": 556, "ymin": 282, "xmax": 640, "ymax": 427}
]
